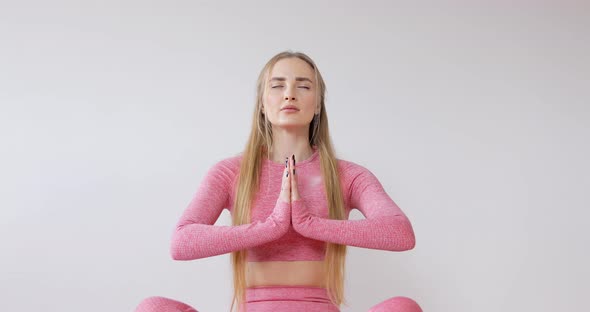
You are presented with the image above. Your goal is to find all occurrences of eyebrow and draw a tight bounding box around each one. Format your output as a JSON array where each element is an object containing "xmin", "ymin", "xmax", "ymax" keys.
[{"xmin": 269, "ymin": 77, "xmax": 313, "ymax": 83}]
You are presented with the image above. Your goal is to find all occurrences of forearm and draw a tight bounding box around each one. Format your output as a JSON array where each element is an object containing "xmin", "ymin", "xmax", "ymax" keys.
[
  {"xmin": 292, "ymin": 199, "xmax": 415, "ymax": 251},
  {"xmin": 171, "ymin": 201, "xmax": 290, "ymax": 260}
]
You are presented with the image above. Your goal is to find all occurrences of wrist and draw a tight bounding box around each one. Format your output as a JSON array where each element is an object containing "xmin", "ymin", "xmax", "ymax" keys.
[
  {"xmin": 270, "ymin": 199, "xmax": 291, "ymax": 232},
  {"xmin": 291, "ymin": 198, "xmax": 312, "ymax": 227}
]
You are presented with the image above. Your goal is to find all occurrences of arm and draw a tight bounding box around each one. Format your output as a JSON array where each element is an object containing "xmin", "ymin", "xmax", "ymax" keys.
[
  {"xmin": 292, "ymin": 165, "xmax": 416, "ymax": 251},
  {"xmin": 170, "ymin": 159, "xmax": 290, "ymax": 260}
]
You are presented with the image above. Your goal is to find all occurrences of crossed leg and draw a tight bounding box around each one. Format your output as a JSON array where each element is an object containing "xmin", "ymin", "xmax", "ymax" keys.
[
  {"xmin": 367, "ymin": 296, "xmax": 422, "ymax": 312},
  {"xmin": 135, "ymin": 295, "xmax": 422, "ymax": 312},
  {"xmin": 135, "ymin": 296, "xmax": 198, "ymax": 312}
]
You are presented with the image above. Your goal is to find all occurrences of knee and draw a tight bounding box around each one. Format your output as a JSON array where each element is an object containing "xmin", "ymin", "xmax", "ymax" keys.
[
  {"xmin": 135, "ymin": 296, "xmax": 198, "ymax": 312},
  {"xmin": 135, "ymin": 296, "xmax": 166, "ymax": 312},
  {"xmin": 368, "ymin": 296, "xmax": 422, "ymax": 312}
]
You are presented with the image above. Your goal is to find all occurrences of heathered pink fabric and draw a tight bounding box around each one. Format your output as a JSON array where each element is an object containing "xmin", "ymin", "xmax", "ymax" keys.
[
  {"xmin": 134, "ymin": 288, "xmax": 423, "ymax": 312},
  {"xmin": 241, "ymin": 286, "xmax": 339, "ymax": 312},
  {"xmin": 170, "ymin": 146, "xmax": 416, "ymax": 261}
]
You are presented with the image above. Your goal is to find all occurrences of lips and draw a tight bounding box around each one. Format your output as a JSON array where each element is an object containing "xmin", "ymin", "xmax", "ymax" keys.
[{"xmin": 281, "ymin": 105, "xmax": 299, "ymax": 111}]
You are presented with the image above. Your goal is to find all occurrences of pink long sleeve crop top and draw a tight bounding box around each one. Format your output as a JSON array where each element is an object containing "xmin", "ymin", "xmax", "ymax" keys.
[{"xmin": 170, "ymin": 146, "xmax": 416, "ymax": 262}]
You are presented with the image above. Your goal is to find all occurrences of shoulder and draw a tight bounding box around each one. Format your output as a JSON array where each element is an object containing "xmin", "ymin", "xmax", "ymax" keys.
[
  {"xmin": 333, "ymin": 158, "xmax": 384, "ymax": 208},
  {"xmin": 336, "ymin": 158, "xmax": 375, "ymax": 181},
  {"xmin": 215, "ymin": 153, "xmax": 242, "ymax": 170},
  {"xmin": 204, "ymin": 153, "xmax": 242, "ymax": 186},
  {"xmin": 336, "ymin": 157, "xmax": 387, "ymax": 193}
]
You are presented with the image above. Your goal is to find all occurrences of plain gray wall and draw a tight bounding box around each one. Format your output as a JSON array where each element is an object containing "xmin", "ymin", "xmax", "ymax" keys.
[{"xmin": 1, "ymin": 1, "xmax": 588, "ymax": 311}]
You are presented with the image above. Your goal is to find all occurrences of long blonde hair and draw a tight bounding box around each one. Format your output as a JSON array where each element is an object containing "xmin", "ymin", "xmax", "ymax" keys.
[{"xmin": 229, "ymin": 51, "xmax": 348, "ymax": 311}]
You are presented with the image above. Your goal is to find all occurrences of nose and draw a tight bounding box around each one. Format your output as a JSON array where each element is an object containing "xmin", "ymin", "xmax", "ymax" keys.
[{"xmin": 284, "ymin": 86, "xmax": 296, "ymax": 101}]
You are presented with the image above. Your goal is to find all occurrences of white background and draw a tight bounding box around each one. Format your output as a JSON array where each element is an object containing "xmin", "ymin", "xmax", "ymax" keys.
[{"xmin": 1, "ymin": 1, "xmax": 588, "ymax": 311}]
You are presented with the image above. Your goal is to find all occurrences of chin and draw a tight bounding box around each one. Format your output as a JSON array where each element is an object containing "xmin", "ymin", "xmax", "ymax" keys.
[{"xmin": 278, "ymin": 120, "xmax": 307, "ymax": 128}]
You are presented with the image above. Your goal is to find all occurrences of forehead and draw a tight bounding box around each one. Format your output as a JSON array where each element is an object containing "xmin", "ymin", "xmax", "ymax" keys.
[{"xmin": 269, "ymin": 57, "xmax": 314, "ymax": 79}]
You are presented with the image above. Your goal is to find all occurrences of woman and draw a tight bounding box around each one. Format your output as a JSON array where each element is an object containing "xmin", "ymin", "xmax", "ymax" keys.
[{"xmin": 135, "ymin": 51, "xmax": 423, "ymax": 312}]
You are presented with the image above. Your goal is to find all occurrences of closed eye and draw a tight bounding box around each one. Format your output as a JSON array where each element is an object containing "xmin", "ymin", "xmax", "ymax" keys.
[{"xmin": 271, "ymin": 86, "xmax": 310, "ymax": 89}]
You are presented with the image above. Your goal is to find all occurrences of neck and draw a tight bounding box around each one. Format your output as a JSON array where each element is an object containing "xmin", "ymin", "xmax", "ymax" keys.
[{"xmin": 269, "ymin": 127, "xmax": 313, "ymax": 163}]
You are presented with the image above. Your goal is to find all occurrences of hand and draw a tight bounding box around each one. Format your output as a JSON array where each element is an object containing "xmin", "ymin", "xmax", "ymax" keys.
[
  {"xmin": 278, "ymin": 156, "xmax": 291, "ymax": 204},
  {"xmin": 278, "ymin": 154, "xmax": 301, "ymax": 203},
  {"xmin": 271, "ymin": 156, "xmax": 294, "ymax": 231},
  {"xmin": 288, "ymin": 154, "xmax": 311, "ymax": 230},
  {"xmin": 276, "ymin": 154, "xmax": 304, "ymax": 229},
  {"xmin": 289, "ymin": 154, "xmax": 300, "ymax": 202}
]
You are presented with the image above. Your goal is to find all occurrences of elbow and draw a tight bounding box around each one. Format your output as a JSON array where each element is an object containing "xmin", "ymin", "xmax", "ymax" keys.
[
  {"xmin": 170, "ymin": 240, "xmax": 184, "ymax": 260},
  {"xmin": 390, "ymin": 234, "xmax": 415, "ymax": 252},
  {"xmin": 170, "ymin": 242, "xmax": 199, "ymax": 261},
  {"xmin": 403, "ymin": 223, "xmax": 416, "ymax": 251},
  {"xmin": 169, "ymin": 231, "xmax": 189, "ymax": 261},
  {"xmin": 170, "ymin": 231, "xmax": 207, "ymax": 261},
  {"xmin": 405, "ymin": 234, "xmax": 416, "ymax": 251},
  {"xmin": 391, "ymin": 219, "xmax": 416, "ymax": 251}
]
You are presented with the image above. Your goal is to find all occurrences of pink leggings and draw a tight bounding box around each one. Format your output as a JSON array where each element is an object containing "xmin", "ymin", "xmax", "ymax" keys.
[{"xmin": 135, "ymin": 285, "xmax": 422, "ymax": 312}]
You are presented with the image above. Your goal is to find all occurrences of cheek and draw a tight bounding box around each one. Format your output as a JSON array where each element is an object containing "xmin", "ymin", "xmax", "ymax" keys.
[
  {"xmin": 301, "ymin": 93, "xmax": 317, "ymax": 108},
  {"xmin": 266, "ymin": 92, "xmax": 282, "ymax": 105},
  {"xmin": 302, "ymin": 92, "xmax": 316, "ymax": 103}
]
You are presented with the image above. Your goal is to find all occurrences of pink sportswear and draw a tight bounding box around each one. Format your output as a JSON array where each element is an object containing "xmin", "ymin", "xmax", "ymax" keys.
[{"xmin": 170, "ymin": 146, "xmax": 416, "ymax": 262}]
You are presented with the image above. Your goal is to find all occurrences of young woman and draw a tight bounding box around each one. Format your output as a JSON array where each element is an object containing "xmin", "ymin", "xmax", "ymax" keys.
[{"xmin": 135, "ymin": 51, "xmax": 423, "ymax": 312}]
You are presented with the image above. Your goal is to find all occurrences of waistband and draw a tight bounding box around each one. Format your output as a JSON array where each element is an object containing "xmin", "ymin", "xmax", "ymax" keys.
[{"xmin": 245, "ymin": 285, "xmax": 333, "ymax": 304}]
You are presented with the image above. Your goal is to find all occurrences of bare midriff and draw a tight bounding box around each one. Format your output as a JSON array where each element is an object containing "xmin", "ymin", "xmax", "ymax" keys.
[{"xmin": 246, "ymin": 260, "xmax": 327, "ymax": 288}]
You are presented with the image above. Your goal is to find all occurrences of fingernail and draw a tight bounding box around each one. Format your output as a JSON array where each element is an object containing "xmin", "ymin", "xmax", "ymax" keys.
[
  {"xmin": 286, "ymin": 171, "xmax": 289, "ymax": 177},
  {"xmin": 292, "ymin": 154, "xmax": 296, "ymax": 166},
  {"xmin": 285, "ymin": 157, "xmax": 288, "ymax": 168}
]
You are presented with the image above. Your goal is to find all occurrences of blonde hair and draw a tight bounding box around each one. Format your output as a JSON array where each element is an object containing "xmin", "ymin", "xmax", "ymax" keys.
[{"xmin": 229, "ymin": 50, "xmax": 348, "ymax": 311}]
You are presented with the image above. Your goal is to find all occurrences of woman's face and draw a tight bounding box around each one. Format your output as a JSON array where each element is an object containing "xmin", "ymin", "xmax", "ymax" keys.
[{"xmin": 263, "ymin": 57, "xmax": 318, "ymax": 129}]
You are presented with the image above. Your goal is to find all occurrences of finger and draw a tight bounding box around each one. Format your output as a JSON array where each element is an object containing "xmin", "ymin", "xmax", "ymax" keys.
[
  {"xmin": 286, "ymin": 157, "xmax": 291, "ymax": 193},
  {"xmin": 290, "ymin": 154, "xmax": 300, "ymax": 201},
  {"xmin": 280, "ymin": 157, "xmax": 290, "ymax": 201}
]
